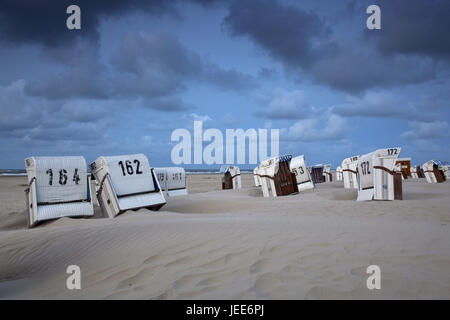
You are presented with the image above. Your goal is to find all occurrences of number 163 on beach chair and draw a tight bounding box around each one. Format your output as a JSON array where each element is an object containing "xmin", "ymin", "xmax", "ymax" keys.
[{"xmin": 24, "ymin": 156, "xmax": 94, "ymax": 228}]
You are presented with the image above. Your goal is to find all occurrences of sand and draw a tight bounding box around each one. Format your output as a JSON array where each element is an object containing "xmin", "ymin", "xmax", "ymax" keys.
[{"xmin": 0, "ymin": 174, "xmax": 449, "ymax": 299}]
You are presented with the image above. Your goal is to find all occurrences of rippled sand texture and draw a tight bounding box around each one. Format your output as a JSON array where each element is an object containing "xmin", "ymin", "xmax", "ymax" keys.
[{"xmin": 0, "ymin": 174, "xmax": 449, "ymax": 299}]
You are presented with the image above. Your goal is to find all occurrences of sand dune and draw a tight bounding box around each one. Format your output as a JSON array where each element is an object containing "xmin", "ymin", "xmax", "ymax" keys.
[{"xmin": 0, "ymin": 174, "xmax": 449, "ymax": 299}]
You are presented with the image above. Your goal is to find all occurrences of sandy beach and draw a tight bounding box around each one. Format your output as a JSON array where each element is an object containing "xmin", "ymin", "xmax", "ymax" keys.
[{"xmin": 0, "ymin": 174, "xmax": 449, "ymax": 299}]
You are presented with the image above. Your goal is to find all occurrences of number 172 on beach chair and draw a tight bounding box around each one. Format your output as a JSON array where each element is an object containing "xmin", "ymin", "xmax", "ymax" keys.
[{"xmin": 357, "ymin": 147, "xmax": 403, "ymax": 201}]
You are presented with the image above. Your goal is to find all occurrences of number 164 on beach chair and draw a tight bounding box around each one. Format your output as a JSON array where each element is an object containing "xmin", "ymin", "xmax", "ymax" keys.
[{"xmin": 24, "ymin": 156, "xmax": 94, "ymax": 228}]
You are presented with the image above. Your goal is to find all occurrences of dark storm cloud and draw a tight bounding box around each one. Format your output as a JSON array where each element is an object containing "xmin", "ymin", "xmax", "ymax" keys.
[
  {"xmin": 0, "ymin": 0, "xmax": 179, "ymax": 47},
  {"xmin": 26, "ymin": 32, "xmax": 255, "ymax": 102},
  {"xmin": 309, "ymin": 47, "xmax": 438, "ymax": 93},
  {"xmin": 223, "ymin": 0, "xmax": 447, "ymax": 93},
  {"xmin": 224, "ymin": 0, "xmax": 336, "ymax": 69},
  {"xmin": 367, "ymin": 0, "xmax": 450, "ymax": 60}
]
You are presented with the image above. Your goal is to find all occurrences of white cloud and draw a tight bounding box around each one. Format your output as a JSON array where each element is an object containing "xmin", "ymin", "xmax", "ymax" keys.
[
  {"xmin": 282, "ymin": 113, "xmax": 347, "ymax": 142},
  {"xmin": 401, "ymin": 120, "xmax": 449, "ymax": 140},
  {"xmin": 254, "ymin": 88, "xmax": 314, "ymax": 119},
  {"xmin": 333, "ymin": 90, "xmax": 436, "ymax": 122}
]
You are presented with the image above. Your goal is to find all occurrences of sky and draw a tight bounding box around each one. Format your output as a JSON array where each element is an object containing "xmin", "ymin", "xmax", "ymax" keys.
[{"xmin": 0, "ymin": 0, "xmax": 449, "ymax": 170}]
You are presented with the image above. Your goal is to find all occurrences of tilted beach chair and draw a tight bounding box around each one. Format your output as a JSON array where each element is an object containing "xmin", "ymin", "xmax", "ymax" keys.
[
  {"xmin": 258, "ymin": 155, "xmax": 298, "ymax": 197},
  {"xmin": 323, "ymin": 164, "xmax": 332, "ymax": 183},
  {"xmin": 422, "ymin": 160, "xmax": 445, "ymax": 183},
  {"xmin": 90, "ymin": 154, "xmax": 166, "ymax": 218},
  {"xmin": 309, "ymin": 164, "xmax": 325, "ymax": 184},
  {"xmin": 155, "ymin": 167, "xmax": 188, "ymax": 197},
  {"xmin": 341, "ymin": 156, "xmax": 359, "ymax": 189},
  {"xmin": 24, "ymin": 156, "xmax": 94, "ymax": 228},
  {"xmin": 336, "ymin": 166, "xmax": 343, "ymax": 181},
  {"xmin": 220, "ymin": 165, "xmax": 242, "ymax": 189},
  {"xmin": 289, "ymin": 155, "xmax": 315, "ymax": 192},
  {"xmin": 357, "ymin": 147, "xmax": 402, "ymax": 201}
]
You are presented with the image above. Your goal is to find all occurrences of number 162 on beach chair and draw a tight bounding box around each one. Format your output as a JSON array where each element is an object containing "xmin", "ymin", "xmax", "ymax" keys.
[{"xmin": 90, "ymin": 154, "xmax": 166, "ymax": 218}]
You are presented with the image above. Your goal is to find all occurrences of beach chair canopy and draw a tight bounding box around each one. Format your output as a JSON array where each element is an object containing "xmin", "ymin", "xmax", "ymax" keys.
[
  {"xmin": 423, "ymin": 160, "xmax": 445, "ymax": 183},
  {"xmin": 90, "ymin": 154, "xmax": 166, "ymax": 218},
  {"xmin": 323, "ymin": 164, "xmax": 332, "ymax": 182},
  {"xmin": 289, "ymin": 155, "xmax": 314, "ymax": 192},
  {"xmin": 221, "ymin": 165, "xmax": 241, "ymax": 189},
  {"xmin": 336, "ymin": 166, "xmax": 343, "ymax": 181},
  {"xmin": 341, "ymin": 155, "xmax": 359, "ymax": 189},
  {"xmin": 357, "ymin": 147, "xmax": 402, "ymax": 201},
  {"xmin": 155, "ymin": 167, "xmax": 187, "ymax": 196},
  {"xmin": 24, "ymin": 156, "xmax": 94, "ymax": 227},
  {"xmin": 253, "ymin": 166, "xmax": 262, "ymax": 187},
  {"xmin": 258, "ymin": 155, "xmax": 297, "ymax": 197}
]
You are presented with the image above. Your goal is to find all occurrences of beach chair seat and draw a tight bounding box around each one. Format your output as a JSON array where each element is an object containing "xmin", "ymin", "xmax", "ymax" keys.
[
  {"xmin": 289, "ymin": 155, "xmax": 314, "ymax": 192},
  {"xmin": 357, "ymin": 147, "xmax": 402, "ymax": 201},
  {"xmin": 24, "ymin": 156, "xmax": 94, "ymax": 228},
  {"xmin": 258, "ymin": 155, "xmax": 298, "ymax": 197},
  {"xmin": 423, "ymin": 160, "xmax": 445, "ymax": 183},
  {"xmin": 220, "ymin": 165, "xmax": 241, "ymax": 189},
  {"xmin": 155, "ymin": 167, "xmax": 187, "ymax": 197},
  {"xmin": 341, "ymin": 156, "xmax": 359, "ymax": 189},
  {"xmin": 90, "ymin": 154, "xmax": 166, "ymax": 218}
]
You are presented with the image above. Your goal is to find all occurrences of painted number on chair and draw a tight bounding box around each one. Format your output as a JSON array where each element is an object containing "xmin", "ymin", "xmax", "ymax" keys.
[
  {"xmin": 118, "ymin": 160, "xmax": 143, "ymax": 176},
  {"xmin": 361, "ymin": 161, "xmax": 371, "ymax": 175},
  {"xmin": 46, "ymin": 168, "xmax": 80, "ymax": 186},
  {"xmin": 387, "ymin": 148, "xmax": 399, "ymax": 156}
]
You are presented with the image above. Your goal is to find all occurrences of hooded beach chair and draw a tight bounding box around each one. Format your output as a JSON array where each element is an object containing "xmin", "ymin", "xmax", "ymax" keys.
[
  {"xmin": 395, "ymin": 158, "xmax": 411, "ymax": 179},
  {"xmin": 322, "ymin": 164, "xmax": 332, "ymax": 183},
  {"xmin": 253, "ymin": 166, "xmax": 262, "ymax": 187},
  {"xmin": 342, "ymin": 156, "xmax": 359, "ymax": 189},
  {"xmin": 394, "ymin": 163, "xmax": 405, "ymax": 181},
  {"xmin": 356, "ymin": 147, "xmax": 402, "ymax": 201},
  {"xmin": 423, "ymin": 160, "xmax": 445, "ymax": 183},
  {"xmin": 410, "ymin": 165, "xmax": 419, "ymax": 179},
  {"xmin": 258, "ymin": 155, "xmax": 298, "ymax": 197},
  {"xmin": 220, "ymin": 165, "xmax": 241, "ymax": 189},
  {"xmin": 289, "ymin": 155, "xmax": 314, "ymax": 192},
  {"xmin": 155, "ymin": 167, "xmax": 187, "ymax": 197},
  {"xmin": 24, "ymin": 156, "xmax": 94, "ymax": 228},
  {"xmin": 90, "ymin": 154, "xmax": 166, "ymax": 218},
  {"xmin": 309, "ymin": 165, "xmax": 325, "ymax": 184},
  {"xmin": 336, "ymin": 166, "xmax": 343, "ymax": 181}
]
